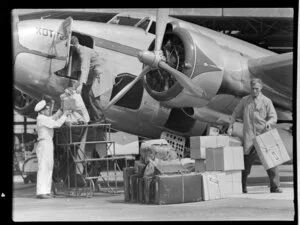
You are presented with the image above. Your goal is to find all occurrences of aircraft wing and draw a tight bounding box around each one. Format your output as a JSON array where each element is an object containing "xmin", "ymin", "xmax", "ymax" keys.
[{"xmin": 247, "ymin": 52, "xmax": 293, "ymax": 98}]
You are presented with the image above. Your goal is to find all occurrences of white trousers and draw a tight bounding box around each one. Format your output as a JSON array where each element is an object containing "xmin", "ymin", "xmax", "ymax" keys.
[{"xmin": 36, "ymin": 139, "xmax": 54, "ymax": 195}]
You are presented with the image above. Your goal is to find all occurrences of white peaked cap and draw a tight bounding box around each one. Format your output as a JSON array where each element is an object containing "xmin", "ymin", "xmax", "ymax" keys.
[{"xmin": 34, "ymin": 100, "xmax": 46, "ymax": 112}]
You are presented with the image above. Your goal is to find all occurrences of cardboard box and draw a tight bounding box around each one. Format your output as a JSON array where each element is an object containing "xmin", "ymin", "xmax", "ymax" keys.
[
  {"xmin": 195, "ymin": 159, "xmax": 205, "ymax": 172},
  {"xmin": 253, "ymin": 129, "xmax": 290, "ymax": 170},
  {"xmin": 123, "ymin": 167, "xmax": 136, "ymax": 201},
  {"xmin": 206, "ymin": 126, "xmax": 220, "ymax": 136},
  {"xmin": 202, "ymin": 171, "xmax": 242, "ymax": 200},
  {"xmin": 153, "ymin": 173, "xmax": 203, "ymax": 205},
  {"xmin": 191, "ymin": 136, "xmax": 229, "ymax": 149},
  {"xmin": 201, "ymin": 171, "xmax": 223, "ymax": 201},
  {"xmin": 206, "ymin": 146, "xmax": 244, "ymax": 171},
  {"xmin": 190, "ymin": 147, "xmax": 206, "ymax": 159},
  {"xmin": 190, "ymin": 136, "xmax": 242, "ymax": 160},
  {"xmin": 219, "ymin": 171, "xmax": 242, "ymax": 197}
]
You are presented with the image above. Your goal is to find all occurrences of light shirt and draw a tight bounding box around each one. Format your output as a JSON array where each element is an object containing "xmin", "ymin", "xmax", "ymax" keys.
[
  {"xmin": 230, "ymin": 93, "xmax": 277, "ymax": 154},
  {"xmin": 77, "ymin": 45, "xmax": 103, "ymax": 85},
  {"xmin": 36, "ymin": 110, "xmax": 67, "ymax": 141}
]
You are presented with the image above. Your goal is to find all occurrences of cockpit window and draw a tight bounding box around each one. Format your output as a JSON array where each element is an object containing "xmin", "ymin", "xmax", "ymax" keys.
[
  {"xmin": 108, "ymin": 16, "xmax": 141, "ymax": 26},
  {"xmin": 137, "ymin": 18, "xmax": 151, "ymax": 31}
]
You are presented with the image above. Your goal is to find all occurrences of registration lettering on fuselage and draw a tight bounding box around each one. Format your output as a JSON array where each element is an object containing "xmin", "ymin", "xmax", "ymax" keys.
[{"xmin": 36, "ymin": 27, "xmax": 65, "ymax": 41}]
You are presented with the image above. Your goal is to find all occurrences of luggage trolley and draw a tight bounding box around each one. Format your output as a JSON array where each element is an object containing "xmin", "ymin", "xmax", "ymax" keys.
[{"xmin": 53, "ymin": 123, "xmax": 127, "ymax": 197}]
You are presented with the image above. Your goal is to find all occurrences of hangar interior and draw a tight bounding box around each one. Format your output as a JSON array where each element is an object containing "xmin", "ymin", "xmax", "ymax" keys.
[
  {"xmin": 17, "ymin": 8, "xmax": 293, "ymax": 53},
  {"xmin": 13, "ymin": 8, "xmax": 294, "ymax": 196}
]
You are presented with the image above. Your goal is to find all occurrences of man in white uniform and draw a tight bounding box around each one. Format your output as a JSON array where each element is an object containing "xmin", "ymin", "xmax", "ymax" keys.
[{"xmin": 34, "ymin": 100, "xmax": 69, "ymax": 199}]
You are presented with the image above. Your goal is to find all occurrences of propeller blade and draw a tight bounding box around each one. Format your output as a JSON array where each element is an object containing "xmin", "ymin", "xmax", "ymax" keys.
[
  {"xmin": 158, "ymin": 61, "xmax": 208, "ymax": 99},
  {"xmin": 154, "ymin": 8, "xmax": 169, "ymax": 51},
  {"xmin": 106, "ymin": 66, "xmax": 151, "ymax": 109}
]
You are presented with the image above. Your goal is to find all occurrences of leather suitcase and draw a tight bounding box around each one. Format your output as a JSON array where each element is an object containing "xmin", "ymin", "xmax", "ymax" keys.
[
  {"xmin": 129, "ymin": 174, "xmax": 142, "ymax": 202},
  {"xmin": 144, "ymin": 176, "xmax": 155, "ymax": 204},
  {"xmin": 134, "ymin": 160, "xmax": 147, "ymax": 176},
  {"xmin": 123, "ymin": 167, "xmax": 135, "ymax": 202},
  {"xmin": 137, "ymin": 177, "xmax": 145, "ymax": 203},
  {"xmin": 153, "ymin": 173, "xmax": 203, "ymax": 205}
]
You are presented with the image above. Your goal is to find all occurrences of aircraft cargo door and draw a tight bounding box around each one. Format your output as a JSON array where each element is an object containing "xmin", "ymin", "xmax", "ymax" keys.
[{"xmin": 47, "ymin": 17, "xmax": 74, "ymax": 93}]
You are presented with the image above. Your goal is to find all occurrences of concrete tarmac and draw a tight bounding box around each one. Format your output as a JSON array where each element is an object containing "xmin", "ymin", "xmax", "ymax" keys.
[{"xmin": 12, "ymin": 165, "xmax": 295, "ymax": 221}]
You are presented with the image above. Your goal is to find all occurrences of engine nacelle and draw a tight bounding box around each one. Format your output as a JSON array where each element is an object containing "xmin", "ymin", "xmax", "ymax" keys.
[
  {"xmin": 14, "ymin": 88, "xmax": 39, "ymax": 119},
  {"xmin": 144, "ymin": 21, "xmax": 225, "ymax": 108},
  {"xmin": 182, "ymin": 106, "xmax": 231, "ymax": 126}
]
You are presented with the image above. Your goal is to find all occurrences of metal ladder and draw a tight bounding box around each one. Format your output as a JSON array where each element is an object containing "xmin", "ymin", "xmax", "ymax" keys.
[{"xmin": 54, "ymin": 123, "xmax": 127, "ymax": 197}]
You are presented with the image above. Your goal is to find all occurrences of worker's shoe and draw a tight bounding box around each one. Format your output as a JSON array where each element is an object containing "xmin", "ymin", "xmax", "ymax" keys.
[
  {"xmin": 242, "ymin": 184, "xmax": 247, "ymax": 193},
  {"xmin": 36, "ymin": 194, "xmax": 52, "ymax": 199},
  {"xmin": 270, "ymin": 188, "xmax": 282, "ymax": 193},
  {"xmin": 47, "ymin": 193, "xmax": 55, "ymax": 198}
]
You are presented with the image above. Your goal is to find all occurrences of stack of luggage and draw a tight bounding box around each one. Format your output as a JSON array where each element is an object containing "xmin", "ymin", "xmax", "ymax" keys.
[
  {"xmin": 123, "ymin": 127, "xmax": 290, "ymax": 205},
  {"xmin": 123, "ymin": 139, "xmax": 202, "ymax": 205}
]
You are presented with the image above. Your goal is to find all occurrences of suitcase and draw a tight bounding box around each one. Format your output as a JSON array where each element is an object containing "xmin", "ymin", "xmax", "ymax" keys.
[
  {"xmin": 140, "ymin": 143, "xmax": 178, "ymax": 164},
  {"xmin": 123, "ymin": 167, "xmax": 136, "ymax": 202},
  {"xmin": 153, "ymin": 173, "xmax": 203, "ymax": 205},
  {"xmin": 144, "ymin": 176, "xmax": 155, "ymax": 204},
  {"xmin": 144, "ymin": 159, "xmax": 189, "ymax": 176},
  {"xmin": 129, "ymin": 174, "xmax": 142, "ymax": 202},
  {"xmin": 137, "ymin": 177, "xmax": 145, "ymax": 203},
  {"xmin": 134, "ymin": 160, "xmax": 147, "ymax": 176},
  {"xmin": 154, "ymin": 159, "xmax": 189, "ymax": 174}
]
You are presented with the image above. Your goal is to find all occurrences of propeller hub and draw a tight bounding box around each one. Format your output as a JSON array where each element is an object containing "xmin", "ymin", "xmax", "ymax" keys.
[{"xmin": 138, "ymin": 50, "xmax": 166, "ymax": 68}]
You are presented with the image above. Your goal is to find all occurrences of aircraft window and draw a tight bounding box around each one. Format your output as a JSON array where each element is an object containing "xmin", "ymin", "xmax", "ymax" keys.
[
  {"xmin": 110, "ymin": 73, "xmax": 144, "ymax": 110},
  {"xmin": 148, "ymin": 22, "xmax": 156, "ymax": 34},
  {"xmin": 137, "ymin": 19, "xmax": 150, "ymax": 31},
  {"xmin": 71, "ymin": 32, "xmax": 94, "ymax": 48},
  {"xmin": 109, "ymin": 16, "xmax": 141, "ymax": 27}
]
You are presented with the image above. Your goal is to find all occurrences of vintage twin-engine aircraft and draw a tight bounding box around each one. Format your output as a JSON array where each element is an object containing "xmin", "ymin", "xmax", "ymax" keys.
[{"xmin": 13, "ymin": 9, "xmax": 293, "ymax": 158}]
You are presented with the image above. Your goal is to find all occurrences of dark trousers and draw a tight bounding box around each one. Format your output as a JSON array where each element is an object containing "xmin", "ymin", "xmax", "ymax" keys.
[
  {"xmin": 242, "ymin": 148, "xmax": 280, "ymax": 190},
  {"xmin": 81, "ymin": 84, "xmax": 104, "ymax": 122}
]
